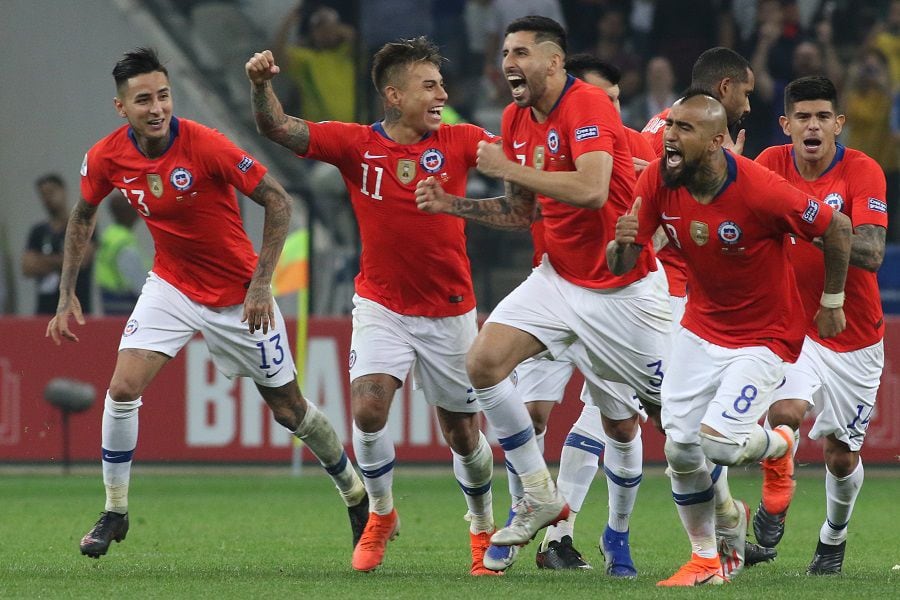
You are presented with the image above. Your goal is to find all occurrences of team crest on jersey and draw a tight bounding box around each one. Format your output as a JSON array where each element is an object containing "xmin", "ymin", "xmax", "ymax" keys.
[
  {"xmin": 170, "ymin": 167, "xmax": 194, "ymax": 192},
  {"xmin": 547, "ymin": 129, "xmax": 560, "ymax": 153},
  {"xmin": 690, "ymin": 220, "xmax": 709, "ymax": 246},
  {"xmin": 823, "ymin": 192, "xmax": 844, "ymax": 212},
  {"xmin": 717, "ymin": 221, "xmax": 742, "ymax": 244},
  {"xmin": 419, "ymin": 148, "xmax": 445, "ymax": 174},
  {"xmin": 533, "ymin": 145, "xmax": 545, "ymax": 170},
  {"xmin": 147, "ymin": 174, "xmax": 164, "ymax": 198},
  {"xmin": 397, "ymin": 159, "xmax": 416, "ymax": 184},
  {"xmin": 123, "ymin": 319, "xmax": 139, "ymax": 337},
  {"xmin": 348, "ymin": 350, "xmax": 357, "ymax": 369}
]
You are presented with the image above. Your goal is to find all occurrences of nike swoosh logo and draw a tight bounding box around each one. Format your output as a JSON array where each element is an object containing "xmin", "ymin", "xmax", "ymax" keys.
[
  {"xmin": 265, "ymin": 367, "xmax": 284, "ymax": 379},
  {"xmin": 513, "ymin": 141, "xmax": 527, "ymax": 149},
  {"xmin": 364, "ymin": 151, "xmax": 387, "ymax": 159},
  {"xmin": 661, "ymin": 213, "xmax": 681, "ymax": 221},
  {"xmin": 720, "ymin": 411, "xmax": 740, "ymax": 422},
  {"xmin": 124, "ymin": 176, "xmax": 139, "ymax": 183}
]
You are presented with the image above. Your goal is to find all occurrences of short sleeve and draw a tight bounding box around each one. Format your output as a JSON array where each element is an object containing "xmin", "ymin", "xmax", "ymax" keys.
[
  {"xmin": 197, "ymin": 128, "xmax": 267, "ymax": 197},
  {"xmin": 80, "ymin": 147, "xmax": 114, "ymax": 205}
]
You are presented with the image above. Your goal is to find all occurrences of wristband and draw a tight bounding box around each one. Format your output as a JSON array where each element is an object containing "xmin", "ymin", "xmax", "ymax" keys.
[{"xmin": 820, "ymin": 291, "xmax": 845, "ymax": 309}]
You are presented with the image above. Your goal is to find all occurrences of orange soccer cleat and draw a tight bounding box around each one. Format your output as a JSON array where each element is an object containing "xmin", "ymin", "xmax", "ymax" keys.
[
  {"xmin": 657, "ymin": 553, "xmax": 728, "ymax": 587},
  {"xmin": 351, "ymin": 509, "xmax": 400, "ymax": 572},
  {"xmin": 469, "ymin": 530, "xmax": 504, "ymax": 576}
]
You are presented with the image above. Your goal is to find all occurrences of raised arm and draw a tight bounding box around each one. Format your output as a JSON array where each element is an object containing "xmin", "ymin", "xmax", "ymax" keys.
[
  {"xmin": 605, "ymin": 197, "xmax": 644, "ymax": 275},
  {"xmin": 415, "ymin": 176, "xmax": 537, "ymax": 230},
  {"xmin": 245, "ymin": 50, "xmax": 311, "ymax": 155},
  {"xmin": 46, "ymin": 199, "xmax": 99, "ymax": 344},
  {"xmin": 815, "ymin": 210, "xmax": 851, "ymax": 338},
  {"xmin": 243, "ymin": 172, "xmax": 293, "ymax": 334}
]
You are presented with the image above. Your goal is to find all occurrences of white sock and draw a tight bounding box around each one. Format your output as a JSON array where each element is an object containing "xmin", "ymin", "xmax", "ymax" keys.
[
  {"xmin": 352, "ymin": 422, "xmax": 395, "ymax": 515},
  {"xmin": 669, "ymin": 458, "xmax": 716, "ymax": 558},
  {"xmin": 453, "ymin": 432, "xmax": 494, "ymax": 533},
  {"xmin": 542, "ymin": 511, "xmax": 577, "ymax": 548},
  {"xmin": 295, "ymin": 401, "xmax": 364, "ymax": 506},
  {"xmin": 743, "ymin": 425, "xmax": 791, "ymax": 462},
  {"xmin": 821, "ymin": 459, "xmax": 864, "ymax": 545},
  {"xmin": 101, "ymin": 393, "xmax": 141, "ymax": 514},
  {"xmin": 604, "ymin": 431, "xmax": 642, "ymax": 533},
  {"xmin": 476, "ymin": 379, "xmax": 545, "ymax": 478},
  {"xmin": 556, "ymin": 427, "xmax": 604, "ymax": 513},
  {"xmin": 709, "ymin": 461, "xmax": 739, "ymax": 527}
]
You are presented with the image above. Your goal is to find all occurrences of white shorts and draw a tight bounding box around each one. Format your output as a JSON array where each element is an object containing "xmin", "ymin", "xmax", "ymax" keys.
[
  {"xmin": 487, "ymin": 257, "xmax": 672, "ymax": 407},
  {"xmin": 773, "ymin": 337, "xmax": 883, "ymax": 451},
  {"xmin": 120, "ymin": 272, "xmax": 297, "ymax": 387},
  {"xmin": 662, "ymin": 327, "xmax": 785, "ymax": 445},
  {"xmin": 670, "ymin": 294, "xmax": 687, "ymax": 331},
  {"xmin": 349, "ymin": 294, "xmax": 478, "ymax": 413}
]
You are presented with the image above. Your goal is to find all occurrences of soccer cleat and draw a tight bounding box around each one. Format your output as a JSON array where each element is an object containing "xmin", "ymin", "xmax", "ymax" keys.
[
  {"xmin": 807, "ymin": 540, "xmax": 845, "ymax": 575},
  {"xmin": 469, "ymin": 530, "xmax": 504, "ymax": 576},
  {"xmin": 717, "ymin": 499, "xmax": 748, "ymax": 579},
  {"xmin": 535, "ymin": 535, "xmax": 592, "ymax": 570},
  {"xmin": 80, "ymin": 511, "xmax": 129, "ymax": 559},
  {"xmin": 489, "ymin": 492, "xmax": 569, "ymax": 547},
  {"xmin": 759, "ymin": 425, "xmax": 796, "ymax": 517},
  {"xmin": 753, "ymin": 503, "xmax": 787, "ymax": 548},
  {"xmin": 599, "ymin": 526, "xmax": 637, "ymax": 578},
  {"xmin": 744, "ymin": 541, "xmax": 777, "ymax": 567},
  {"xmin": 351, "ymin": 509, "xmax": 400, "ymax": 572},
  {"xmin": 657, "ymin": 553, "xmax": 728, "ymax": 587},
  {"xmin": 347, "ymin": 493, "xmax": 370, "ymax": 548},
  {"xmin": 483, "ymin": 505, "xmax": 520, "ymax": 571}
]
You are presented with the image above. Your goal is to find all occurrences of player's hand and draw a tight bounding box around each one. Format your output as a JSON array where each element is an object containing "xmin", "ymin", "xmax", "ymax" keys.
[
  {"xmin": 632, "ymin": 157, "xmax": 650, "ymax": 174},
  {"xmin": 46, "ymin": 295, "xmax": 85, "ymax": 345},
  {"xmin": 814, "ymin": 306, "xmax": 846, "ymax": 339},
  {"xmin": 615, "ymin": 197, "xmax": 642, "ymax": 245},
  {"xmin": 246, "ymin": 50, "xmax": 280, "ymax": 85},
  {"xmin": 476, "ymin": 140, "xmax": 509, "ymax": 179},
  {"xmin": 723, "ymin": 129, "xmax": 746, "ymax": 156},
  {"xmin": 242, "ymin": 282, "xmax": 276, "ymax": 334},
  {"xmin": 415, "ymin": 176, "xmax": 454, "ymax": 214}
]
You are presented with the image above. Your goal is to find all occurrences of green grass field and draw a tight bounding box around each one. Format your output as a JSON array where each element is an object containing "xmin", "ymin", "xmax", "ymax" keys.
[{"xmin": 2, "ymin": 467, "xmax": 898, "ymax": 598}]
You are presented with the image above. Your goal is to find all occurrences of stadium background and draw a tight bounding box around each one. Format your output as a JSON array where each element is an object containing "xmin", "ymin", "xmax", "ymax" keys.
[{"xmin": 1, "ymin": 0, "xmax": 898, "ymax": 467}]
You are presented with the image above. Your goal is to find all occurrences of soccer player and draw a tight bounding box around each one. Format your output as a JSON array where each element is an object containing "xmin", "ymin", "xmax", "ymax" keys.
[
  {"xmin": 47, "ymin": 48, "xmax": 368, "ymax": 560},
  {"xmin": 489, "ymin": 54, "xmax": 657, "ymax": 574},
  {"xmin": 416, "ymin": 16, "xmax": 672, "ymax": 571},
  {"xmin": 608, "ymin": 91, "xmax": 852, "ymax": 586},
  {"xmin": 753, "ymin": 76, "xmax": 887, "ymax": 575},
  {"xmin": 641, "ymin": 47, "xmax": 774, "ymax": 577},
  {"xmin": 245, "ymin": 38, "xmax": 499, "ymax": 576}
]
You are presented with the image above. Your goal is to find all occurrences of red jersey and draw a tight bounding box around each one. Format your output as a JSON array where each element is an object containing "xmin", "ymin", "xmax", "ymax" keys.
[
  {"xmin": 505, "ymin": 76, "xmax": 653, "ymax": 288},
  {"xmin": 81, "ymin": 117, "xmax": 267, "ymax": 307},
  {"xmin": 531, "ymin": 125, "xmax": 656, "ymax": 266},
  {"xmin": 302, "ymin": 121, "xmax": 495, "ymax": 317},
  {"xmin": 634, "ymin": 151, "xmax": 833, "ymax": 362},
  {"xmin": 642, "ymin": 107, "xmax": 688, "ymax": 297},
  {"xmin": 756, "ymin": 144, "xmax": 887, "ymax": 351}
]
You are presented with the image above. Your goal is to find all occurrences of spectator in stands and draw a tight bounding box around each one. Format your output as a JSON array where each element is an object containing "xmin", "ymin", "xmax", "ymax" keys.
[
  {"xmin": 95, "ymin": 191, "xmax": 149, "ymax": 316},
  {"xmin": 22, "ymin": 174, "xmax": 95, "ymax": 315},
  {"xmin": 623, "ymin": 56, "xmax": 677, "ymax": 130}
]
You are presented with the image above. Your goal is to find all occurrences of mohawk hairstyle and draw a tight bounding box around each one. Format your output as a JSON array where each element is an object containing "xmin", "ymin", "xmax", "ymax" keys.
[
  {"xmin": 112, "ymin": 47, "xmax": 168, "ymax": 91},
  {"xmin": 371, "ymin": 36, "xmax": 444, "ymax": 97},
  {"xmin": 505, "ymin": 15, "xmax": 567, "ymax": 55}
]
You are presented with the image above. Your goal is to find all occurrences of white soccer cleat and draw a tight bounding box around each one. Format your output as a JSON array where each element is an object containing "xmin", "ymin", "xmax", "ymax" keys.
[
  {"xmin": 718, "ymin": 499, "xmax": 749, "ymax": 579},
  {"xmin": 489, "ymin": 492, "xmax": 570, "ymax": 547}
]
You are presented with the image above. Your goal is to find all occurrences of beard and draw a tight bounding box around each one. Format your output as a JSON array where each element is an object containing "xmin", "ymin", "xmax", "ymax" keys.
[{"xmin": 661, "ymin": 156, "xmax": 701, "ymax": 189}]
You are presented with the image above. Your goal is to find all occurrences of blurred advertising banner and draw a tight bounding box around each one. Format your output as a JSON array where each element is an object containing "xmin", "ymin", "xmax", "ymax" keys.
[{"xmin": 1, "ymin": 317, "xmax": 898, "ymax": 465}]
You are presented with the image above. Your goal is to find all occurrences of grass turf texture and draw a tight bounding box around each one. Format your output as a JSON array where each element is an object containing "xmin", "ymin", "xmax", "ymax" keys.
[{"xmin": 2, "ymin": 467, "xmax": 898, "ymax": 598}]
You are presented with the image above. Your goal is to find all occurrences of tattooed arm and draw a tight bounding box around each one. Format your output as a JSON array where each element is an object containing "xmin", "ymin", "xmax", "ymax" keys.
[
  {"xmin": 415, "ymin": 176, "xmax": 537, "ymax": 230},
  {"xmin": 812, "ymin": 224, "xmax": 886, "ymax": 272},
  {"xmin": 245, "ymin": 50, "xmax": 311, "ymax": 155},
  {"xmin": 243, "ymin": 173, "xmax": 293, "ymax": 333}
]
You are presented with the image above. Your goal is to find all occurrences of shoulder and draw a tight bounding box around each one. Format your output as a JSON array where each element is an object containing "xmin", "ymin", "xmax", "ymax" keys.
[{"xmin": 842, "ymin": 146, "xmax": 884, "ymax": 174}]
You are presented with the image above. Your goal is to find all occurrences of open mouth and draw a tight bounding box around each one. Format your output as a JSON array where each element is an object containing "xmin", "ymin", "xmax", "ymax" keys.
[
  {"xmin": 506, "ymin": 73, "xmax": 527, "ymax": 99},
  {"xmin": 427, "ymin": 106, "xmax": 443, "ymax": 120},
  {"xmin": 664, "ymin": 144, "xmax": 683, "ymax": 168},
  {"xmin": 803, "ymin": 137, "xmax": 822, "ymax": 152},
  {"xmin": 147, "ymin": 118, "xmax": 165, "ymax": 130}
]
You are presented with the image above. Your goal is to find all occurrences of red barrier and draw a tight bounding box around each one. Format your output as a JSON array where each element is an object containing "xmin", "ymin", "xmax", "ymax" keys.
[{"xmin": 0, "ymin": 317, "xmax": 897, "ymax": 464}]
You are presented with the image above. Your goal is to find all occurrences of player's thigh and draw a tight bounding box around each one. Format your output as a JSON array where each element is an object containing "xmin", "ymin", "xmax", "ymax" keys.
[
  {"xmin": 348, "ymin": 295, "xmax": 417, "ymax": 384},
  {"xmin": 515, "ymin": 356, "xmax": 575, "ymax": 404},
  {"xmin": 117, "ymin": 272, "xmax": 201, "ymax": 357},
  {"xmin": 410, "ymin": 309, "xmax": 480, "ymax": 413},
  {"xmin": 808, "ymin": 340, "xmax": 883, "ymax": 452},
  {"xmin": 703, "ymin": 347, "xmax": 785, "ymax": 444},
  {"xmin": 661, "ymin": 328, "xmax": 721, "ymax": 444},
  {"xmin": 201, "ymin": 300, "xmax": 297, "ymax": 387}
]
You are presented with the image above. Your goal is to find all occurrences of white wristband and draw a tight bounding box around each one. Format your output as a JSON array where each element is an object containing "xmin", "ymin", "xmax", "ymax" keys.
[{"xmin": 820, "ymin": 291, "xmax": 845, "ymax": 309}]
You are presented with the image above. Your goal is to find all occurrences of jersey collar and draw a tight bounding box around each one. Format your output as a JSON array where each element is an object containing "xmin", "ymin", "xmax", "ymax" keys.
[
  {"xmin": 127, "ymin": 115, "xmax": 180, "ymax": 156},
  {"xmin": 715, "ymin": 149, "xmax": 738, "ymax": 198},
  {"xmin": 542, "ymin": 74, "xmax": 577, "ymax": 119},
  {"xmin": 372, "ymin": 121, "xmax": 433, "ymax": 143},
  {"xmin": 790, "ymin": 142, "xmax": 845, "ymax": 177}
]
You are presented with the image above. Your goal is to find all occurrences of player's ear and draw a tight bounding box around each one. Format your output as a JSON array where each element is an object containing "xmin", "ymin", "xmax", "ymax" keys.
[
  {"xmin": 113, "ymin": 96, "xmax": 126, "ymax": 119},
  {"xmin": 383, "ymin": 85, "xmax": 400, "ymax": 107},
  {"xmin": 779, "ymin": 115, "xmax": 790, "ymax": 136},
  {"xmin": 834, "ymin": 113, "xmax": 846, "ymax": 135}
]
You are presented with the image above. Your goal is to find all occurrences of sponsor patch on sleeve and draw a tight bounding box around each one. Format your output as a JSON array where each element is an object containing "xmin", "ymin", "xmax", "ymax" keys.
[
  {"xmin": 868, "ymin": 197, "xmax": 887, "ymax": 213},
  {"xmin": 237, "ymin": 156, "xmax": 254, "ymax": 173},
  {"xmin": 801, "ymin": 198, "xmax": 820, "ymax": 223},
  {"xmin": 574, "ymin": 125, "xmax": 599, "ymax": 141}
]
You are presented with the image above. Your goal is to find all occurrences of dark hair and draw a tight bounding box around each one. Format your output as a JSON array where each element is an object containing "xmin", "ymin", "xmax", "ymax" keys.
[
  {"xmin": 112, "ymin": 47, "xmax": 168, "ymax": 90},
  {"xmin": 784, "ymin": 75, "xmax": 838, "ymax": 114},
  {"xmin": 371, "ymin": 36, "xmax": 444, "ymax": 96},
  {"xmin": 35, "ymin": 173, "xmax": 65, "ymax": 188},
  {"xmin": 691, "ymin": 47, "xmax": 751, "ymax": 92},
  {"xmin": 505, "ymin": 15, "xmax": 567, "ymax": 55},
  {"xmin": 565, "ymin": 53, "xmax": 620, "ymax": 84},
  {"xmin": 678, "ymin": 87, "xmax": 720, "ymax": 105}
]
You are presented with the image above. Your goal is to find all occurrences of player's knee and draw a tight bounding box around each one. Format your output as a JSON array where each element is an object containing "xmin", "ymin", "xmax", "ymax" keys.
[
  {"xmin": 664, "ymin": 438, "xmax": 705, "ymax": 473},
  {"xmin": 824, "ymin": 440, "xmax": 856, "ymax": 477},
  {"xmin": 767, "ymin": 399, "xmax": 806, "ymax": 430},
  {"xmin": 699, "ymin": 431, "xmax": 745, "ymax": 466},
  {"xmin": 602, "ymin": 414, "xmax": 639, "ymax": 442},
  {"xmin": 258, "ymin": 382, "xmax": 302, "ymax": 431},
  {"xmin": 465, "ymin": 340, "xmax": 512, "ymax": 389},
  {"xmin": 107, "ymin": 379, "xmax": 143, "ymax": 402}
]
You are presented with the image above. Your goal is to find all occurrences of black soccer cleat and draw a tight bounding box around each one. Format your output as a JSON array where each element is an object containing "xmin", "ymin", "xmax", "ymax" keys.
[
  {"xmin": 744, "ymin": 541, "xmax": 777, "ymax": 567},
  {"xmin": 807, "ymin": 540, "xmax": 845, "ymax": 575},
  {"xmin": 348, "ymin": 494, "xmax": 370, "ymax": 548},
  {"xmin": 80, "ymin": 511, "xmax": 129, "ymax": 558},
  {"xmin": 535, "ymin": 536, "xmax": 592, "ymax": 570},
  {"xmin": 753, "ymin": 503, "xmax": 787, "ymax": 548}
]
